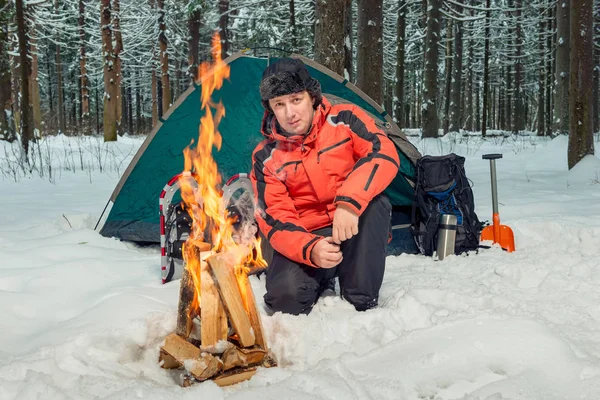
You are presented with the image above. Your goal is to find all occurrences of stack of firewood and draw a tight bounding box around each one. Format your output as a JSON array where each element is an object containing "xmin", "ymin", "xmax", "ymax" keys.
[{"xmin": 159, "ymin": 243, "xmax": 276, "ymax": 386}]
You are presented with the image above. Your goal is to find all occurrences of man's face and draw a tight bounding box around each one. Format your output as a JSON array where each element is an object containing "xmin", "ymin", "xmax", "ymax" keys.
[{"xmin": 268, "ymin": 91, "xmax": 314, "ymax": 136}]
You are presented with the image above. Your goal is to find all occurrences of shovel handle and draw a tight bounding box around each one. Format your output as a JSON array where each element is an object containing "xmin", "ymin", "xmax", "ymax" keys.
[{"xmin": 482, "ymin": 153, "xmax": 502, "ymax": 215}]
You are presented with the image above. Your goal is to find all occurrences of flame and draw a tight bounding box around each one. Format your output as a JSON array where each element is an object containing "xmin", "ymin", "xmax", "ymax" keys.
[{"xmin": 180, "ymin": 32, "xmax": 266, "ymax": 317}]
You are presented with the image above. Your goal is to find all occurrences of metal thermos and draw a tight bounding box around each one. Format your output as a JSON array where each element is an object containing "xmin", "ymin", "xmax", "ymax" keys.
[{"xmin": 437, "ymin": 214, "xmax": 457, "ymax": 260}]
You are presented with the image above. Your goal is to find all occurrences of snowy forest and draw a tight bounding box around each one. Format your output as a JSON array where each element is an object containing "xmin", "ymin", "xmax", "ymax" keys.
[{"xmin": 2, "ymin": 0, "xmax": 600, "ymax": 168}]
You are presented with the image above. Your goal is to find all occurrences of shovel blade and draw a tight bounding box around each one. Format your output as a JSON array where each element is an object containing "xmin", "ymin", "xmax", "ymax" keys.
[{"xmin": 481, "ymin": 224, "xmax": 515, "ymax": 252}]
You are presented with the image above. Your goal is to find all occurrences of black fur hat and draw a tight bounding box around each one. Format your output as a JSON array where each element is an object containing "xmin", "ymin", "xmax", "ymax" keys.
[{"xmin": 259, "ymin": 58, "xmax": 322, "ymax": 112}]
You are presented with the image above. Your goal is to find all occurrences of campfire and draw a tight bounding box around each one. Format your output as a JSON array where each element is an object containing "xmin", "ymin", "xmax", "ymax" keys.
[{"xmin": 159, "ymin": 33, "xmax": 275, "ymax": 387}]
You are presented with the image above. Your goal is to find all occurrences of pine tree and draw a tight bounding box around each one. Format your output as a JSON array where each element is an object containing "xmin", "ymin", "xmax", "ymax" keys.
[
  {"xmin": 356, "ymin": 0, "xmax": 383, "ymax": 104},
  {"xmin": 422, "ymin": 0, "xmax": 441, "ymax": 138},
  {"xmin": 0, "ymin": 0, "xmax": 15, "ymax": 142},
  {"xmin": 314, "ymin": 0, "xmax": 345, "ymax": 75},
  {"xmin": 568, "ymin": 0, "xmax": 594, "ymax": 169}
]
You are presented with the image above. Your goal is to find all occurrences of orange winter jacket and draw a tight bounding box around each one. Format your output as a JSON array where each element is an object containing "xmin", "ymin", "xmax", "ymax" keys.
[{"xmin": 250, "ymin": 96, "xmax": 400, "ymax": 267}]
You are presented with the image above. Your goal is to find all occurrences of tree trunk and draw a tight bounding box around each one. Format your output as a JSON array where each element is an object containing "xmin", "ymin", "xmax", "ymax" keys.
[
  {"xmin": 537, "ymin": 20, "xmax": 545, "ymax": 136},
  {"xmin": 175, "ymin": 59, "xmax": 182, "ymax": 99},
  {"xmin": 554, "ymin": 0, "xmax": 570, "ymax": 135},
  {"xmin": 504, "ymin": 0, "xmax": 512, "ymax": 131},
  {"xmin": 11, "ymin": 58, "xmax": 20, "ymax": 134},
  {"xmin": 356, "ymin": 0, "xmax": 383, "ymax": 105},
  {"xmin": 443, "ymin": 20, "xmax": 453, "ymax": 135},
  {"xmin": 219, "ymin": 0, "xmax": 229, "ymax": 56},
  {"xmin": 0, "ymin": 0, "xmax": 15, "ymax": 142},
  {"xmin": 593, "ymin": 5, "xmax": 599, "ymax": 134},
  {"xmin": 475, "ymin": 79, "xmax": 481, "ymax": 131},
  {"xmin": 491, "ymin": 85, "xmax": 496, "ymax": 130},
  {"xmin": 465, "ymin": 37, "xmax": 473, "ymax": 131},
  {"xmin": 314, "ymin": 0, "xmax": 345, "ymax": 76},
  {"xmin": 121, "ymin": 70, "xmax": 127, "ymax": 134},
  {"xmin": 126, "ymin": 69, "xmax": 133, "ymax": 134},
  {"xmin": 79, "ymin": 0, "xmax": 89, "ymax": 129},
  {"xmin": 135, "ymin": 68, "xmax": 142, "ymax": 133},
  {"xmin": 157, "ymin": 69, "xmax": 163, "ymax": 118},
  {"xmin": 16, "ymin": 0, "xmax": 33, "ymax": 156},
  {"xmin": 499, "ymin": 67, "xmax": 505, "ymax": 130},
  {"xmin": 395, "ymin": 0, "xmax": 406, "ymax": 127},
  {"xmin": 29, "ymin": 36, "xmax": 41, "ymax": 136},
  {"xmin": 449, "ymin": 6, "xmax": 463, "ymax": 134},
  {"xmin": 187, "ymin": 7, "xmax": 201, "ymax": 83},
  {"xmin": 290, "ymin": 0, "xmax": 297, "ymax": 50},
  {"xmin": 45, "ymin": 46, "xmax": 53, "ymax": 114},
  {"xmin": 158, "ymin": 0, "xmax": 171, "ymax": 115},
  {"xmin": 101, "ymin": 0, "xmax": 117, "ymax": 141},
  {"xmin": 545, "ymin": 9, "xmax": 554, "ymax": 136},
  {"xmin": 482, "ymin": 0, "xmax": 491, "ymax": 137},
  {"xmin": 114, "ymin": 0, "xmax": 123, "ymax": 135},
  {"xmin": 568, "ymin": 0, "xmax": 594, "ymax": 169},
  {"xmin": 70, "ymin": 69, "xmax": 77, "ymax": 129},
  {"xmin": 421, "ymin": 0, "xmax": 441, "ymax": 138},
  {"xmin": 152, "ymin": 62, "xmax": 158, "ymax": 126},
  {"xmin": 506, "ymin": 63, "xmax": 512, "ymax": 130},
  {"xmin": 55, "ymin": 0, "xmax": 66, "ymax": 135},
  {"xmin": 343, "ymin": 0, "xmax": 353, "ymax": 81},
  {"xmin": 95, "ymin": 77, "xmax": 100, "ymax": 135},
  {"xmin": 411, "ymin": 71, "xmax": 418, "ymax": 127},
  {"xmin": 513, "ymin": 0, "xmax": 524, "ymax": 134}
]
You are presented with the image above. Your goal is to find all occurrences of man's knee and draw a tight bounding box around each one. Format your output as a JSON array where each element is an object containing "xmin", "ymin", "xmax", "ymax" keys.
[
  {"xmin": 264, "ymin": 258, "xmax": 321, "ymax": 315},
  {"xmin": 264, "ymin": 279, "xmax": 319, "ymax": 315}
]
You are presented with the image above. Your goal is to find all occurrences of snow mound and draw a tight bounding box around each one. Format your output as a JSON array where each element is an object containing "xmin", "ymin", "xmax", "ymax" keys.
[{"xmin": 567, "ymin": 154, "xmax": 600, "ymax": 185}]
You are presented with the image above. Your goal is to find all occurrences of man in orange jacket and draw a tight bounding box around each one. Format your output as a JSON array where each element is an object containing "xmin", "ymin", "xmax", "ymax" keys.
[{"xmin": 250, "ymin": 58, "xmax": 400, "ymax": 314}]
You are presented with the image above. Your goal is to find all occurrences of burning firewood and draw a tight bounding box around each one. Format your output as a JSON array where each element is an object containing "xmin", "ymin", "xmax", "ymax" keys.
[
  {"xmin": 160, "ymin": 245, "xmax": 276, "ymax": 387},
  {"xmin": 221, "ymin": 346, "xmax": 266, "ymax": 371},
  {"xmin": 207, "ymin": 254, "xmax": 255, "ymax": 347},
  {"xmin": 213, "ymin": 368, "xmax": 258, "ymax": 387},
  {"xmin": 186, "ymin": 352, "xmax": 223, "ymax": 381},
  {"xmin": 175, "ymin": 242, "xmax": 211, "ymax": 338},
  {"xmin": 238, "ymin": 272, "xmax": 267, "ymax": 350},
  {"xmin": 200, "ymin": 252, "xmax": 228, "ymax": 351},
  {"xmin": 159, "ymin": 333, "xmax": 201, "ymax": 368},
  {"xmin": 159, "ymin": 31, "xmax": 275, "ymax": 388}
]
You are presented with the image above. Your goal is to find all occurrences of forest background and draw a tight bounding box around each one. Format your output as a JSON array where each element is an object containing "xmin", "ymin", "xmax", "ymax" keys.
[{"xmin": 2, "ymin": 0, "xmax": 599, "ymax": 169}]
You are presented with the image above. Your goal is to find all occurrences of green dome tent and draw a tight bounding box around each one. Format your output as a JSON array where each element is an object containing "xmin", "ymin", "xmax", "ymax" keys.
[{"xmin": 96, "ymin": 52, "xmax": 421, "ymax": 244}]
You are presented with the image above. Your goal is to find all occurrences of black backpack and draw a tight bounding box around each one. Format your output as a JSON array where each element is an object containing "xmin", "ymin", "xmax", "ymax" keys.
[{"xmin": 411, "ymin": 154, "xmax": 483, "ymax": 256}]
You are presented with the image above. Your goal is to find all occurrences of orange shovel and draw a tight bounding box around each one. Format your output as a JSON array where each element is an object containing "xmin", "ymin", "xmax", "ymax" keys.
[{"xmin": 480, "ymin": 154, "xmax": 515, "ymax": 252}]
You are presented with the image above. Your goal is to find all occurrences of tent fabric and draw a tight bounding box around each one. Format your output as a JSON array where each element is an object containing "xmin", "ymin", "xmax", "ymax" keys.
[{"xmin": 98, "ymin": 52, "xmax": 421, "ymax": 243}]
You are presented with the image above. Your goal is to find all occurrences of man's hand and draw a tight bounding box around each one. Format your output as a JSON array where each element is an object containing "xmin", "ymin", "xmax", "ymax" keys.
[
  {"xmin": 332, "ymin": 204, "xmax": 359, "ymax": 244},
  {"xmin": 310, "ymin": 237, "xmax": 343, "ymax": 268}
]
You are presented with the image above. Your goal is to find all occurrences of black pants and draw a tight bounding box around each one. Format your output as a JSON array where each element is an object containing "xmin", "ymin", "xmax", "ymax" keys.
[{"xmin": 264, "ymin": 195, "xmax": 392, "ymax": 315}]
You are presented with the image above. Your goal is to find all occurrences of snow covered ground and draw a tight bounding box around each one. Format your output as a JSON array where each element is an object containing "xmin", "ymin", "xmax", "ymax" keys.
[{"xmin": 2, "ymin": 133, "xmax": 600, "ymax": 399}]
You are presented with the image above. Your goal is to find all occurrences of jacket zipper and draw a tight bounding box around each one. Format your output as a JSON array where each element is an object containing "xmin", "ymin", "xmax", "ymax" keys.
[
  {"xmin": 275, "ymin": 161, "xmax": 302, "ymax": 174},
  {"xmin": 317, "ymin": 137, "xmax": 351, "ymax": 163}
]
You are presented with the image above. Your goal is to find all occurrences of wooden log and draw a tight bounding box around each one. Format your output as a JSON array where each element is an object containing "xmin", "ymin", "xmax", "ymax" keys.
[
  {"xmin": 213, "ymin": 368, "xmax": 257, "ymax": 387},
  {"xmin": 186, "ymin": 352, "xmax": 223, "ymax": 381},
  {"xmin": 182, "ymin": 374, "xmax": 194, "ymax": 387},
  {"xmin": 158, "ymin": 349, "xmax": 181, "ymax": 369},
  {"xmin": 176, "ymin": 243, "xmax": 212, "ymax": 338},
  {"xmin": 221, "ymin": 346, "xmax": 266, "ymax": 371},
  {"xmin": 159, "ymin": 333, "xmax": 200, "ymax": 368},
  {"xmin": 262, "ymin": 351, "xmax": 278, "ymax": 368},
  {"xmin": 200, "ymin": 254, "xmax": 228, "ymax": 351},
  {"xmin": 207, "ymin": 255, "xmax": 255, "ymax": 347},
  {"xmin": 176, "ymin": 264, "xmax": 196, "ymax": 338},
  {"xmin": 239, "ymin": 272, "xmax": 267, "ymax": 350}
]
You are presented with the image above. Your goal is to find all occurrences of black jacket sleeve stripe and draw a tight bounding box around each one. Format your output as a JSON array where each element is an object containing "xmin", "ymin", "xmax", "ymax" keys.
[
  {"xmin": 253, "ymin": 141, "xmax": 308, "ymax": 236},
  {"xmin": 332, "ymin": 110, "xmax": 381, "ymax": 152},
  {"xmin": 331, "ymin": 110, "xmax": 398, "ymax": 176}
]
